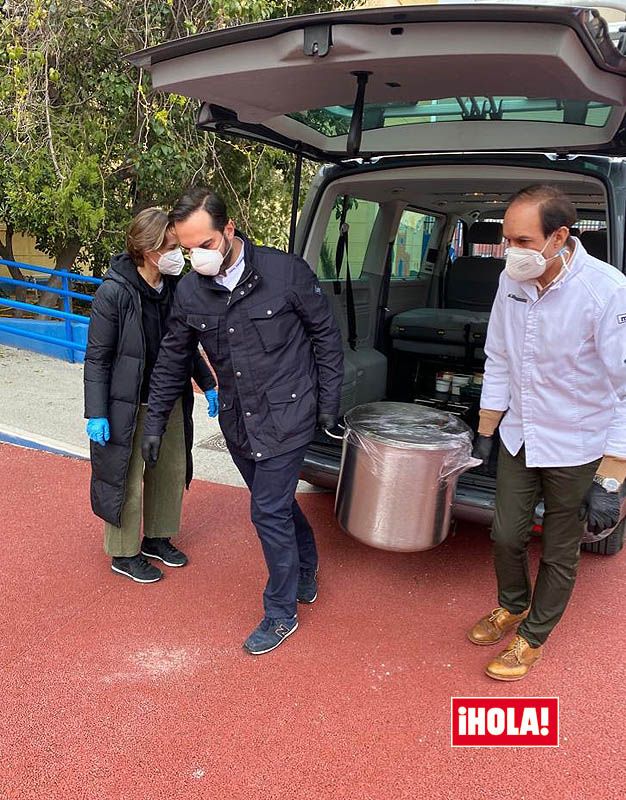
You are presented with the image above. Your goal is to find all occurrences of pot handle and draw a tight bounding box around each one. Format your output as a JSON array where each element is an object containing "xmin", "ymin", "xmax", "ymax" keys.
[{"xmin": 324, "ymin": 425, "xmax": 345, "ymax": 441}]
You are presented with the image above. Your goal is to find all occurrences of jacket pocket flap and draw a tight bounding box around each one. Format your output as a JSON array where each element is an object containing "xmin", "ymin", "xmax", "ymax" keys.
[
  {"xmin": 187, "ymin": 314, "xmax": 220, "ymax": 332},
  {"xmin": 248, "ymin": 296, "xmax": 289, "ymax": 320},
  {"xmin": 266, "ymin": 373, "xmax": 313, "ymax": 405},
  {"xmin": 219, "ymin": 395, "xmax": 235, "ymax": 411}
]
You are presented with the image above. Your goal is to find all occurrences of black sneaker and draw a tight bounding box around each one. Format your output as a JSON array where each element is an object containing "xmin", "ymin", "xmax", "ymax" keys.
[
  {"xmin": 141, "ymin": 537, "xmax": 188, "ymax": 567},
  {"xmin": 111, "ymin": 554, "xmax": 162, "ymax": 584},
  {"xmin": 243, "ymin": 616, "xmax": 298, "ymax": 655},
  {"xmin": 297, "ymin": 567, "xmax": 319, "ymax": 604}
]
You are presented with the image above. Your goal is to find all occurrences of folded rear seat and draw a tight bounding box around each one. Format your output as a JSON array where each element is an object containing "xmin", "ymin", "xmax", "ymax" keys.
[
  {"xmin": 390, "ymin": 307, "xmax": 490, "ymax": 358},
  {"xmin": 390, "ymin": 221, "xmax": 504, "ymax": 360}
]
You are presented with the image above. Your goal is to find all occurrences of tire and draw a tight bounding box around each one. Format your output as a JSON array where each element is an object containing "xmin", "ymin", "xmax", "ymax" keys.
[{"xmin": 581, "ymin": 519, "xmax": 625, "ymax": 556}]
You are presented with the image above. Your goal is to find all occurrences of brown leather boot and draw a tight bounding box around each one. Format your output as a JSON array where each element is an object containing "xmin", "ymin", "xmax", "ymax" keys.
[
  {"xmin": 485, "ymin": 635, "xmax": 543, "ymax": 681},
  {"xmin": 467, "ymin": 606, "xmax": 529, "ymax": 645}
]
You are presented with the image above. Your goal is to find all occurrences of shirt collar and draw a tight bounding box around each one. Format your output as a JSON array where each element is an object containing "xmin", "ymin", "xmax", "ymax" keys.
[
  {"xmin": 226, "ymin": 236, "xmax": 245, "ymax": 275},
  {"xmin": 214, "ymin": 237, "xmax": 245, "ymax": 285},
  {"xmin": 223, "ymin": 237, "xmax": 245, "ymax": 274}
]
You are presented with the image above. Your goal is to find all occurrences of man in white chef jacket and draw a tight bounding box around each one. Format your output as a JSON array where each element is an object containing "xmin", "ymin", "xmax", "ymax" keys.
[{"xmin": 468, "ymin": 185, "xmax": 625, "ymax": 681}]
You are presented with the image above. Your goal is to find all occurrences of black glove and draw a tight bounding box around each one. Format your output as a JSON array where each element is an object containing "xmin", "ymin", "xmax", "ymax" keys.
[
  {"xmin": 318, "ymin": 412, "xmax": 338, "ymax": 432},
  {"xmin": 472, "ymin": 434, "xmax": 494, "ymax": 464},
  {"xmin": 578, "ymin": 482, "xmax": 621, "ymax": 535},
  {"xmin": 141, "ymin": 434, "xmax": 162, "ymax": 467}
]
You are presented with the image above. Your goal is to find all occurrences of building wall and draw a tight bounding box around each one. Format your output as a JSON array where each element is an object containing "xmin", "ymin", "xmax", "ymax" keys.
[{"xmin": 0, "ymin": 224, "xmax": 55, "ymax": 278}]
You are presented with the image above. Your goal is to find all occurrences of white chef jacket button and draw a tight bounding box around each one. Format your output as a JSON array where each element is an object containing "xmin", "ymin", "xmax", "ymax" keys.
[
  {"xmin": 201, "ymin": 323, "xmax": 206, "ymax": 329},
  {"xmin": 266, "ymin": 310, "xmax": 272, "ymax": 315},
  {"xmin": 240, "ymin": 290, "xmax": 245, "ymax": 295},
  {"xmin": 229, "ymin": 327, "xmax": 235, "ymax": 334},
  {"xmin": 256, "ymin": 452, "xmax": 262, "ymax": 458},
  {"xmin": 245, "ymin": 411, "xmax": 251, "ymax": 417},
  {"xmin": 291, "ymin": 393, "xmax": 297, "ymax": 398}
]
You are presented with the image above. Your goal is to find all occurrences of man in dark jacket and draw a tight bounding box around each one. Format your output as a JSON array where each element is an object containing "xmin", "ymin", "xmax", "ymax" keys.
[{"xmin": 142, "ymin": 187, "xmax": 344, "ymax": 654}]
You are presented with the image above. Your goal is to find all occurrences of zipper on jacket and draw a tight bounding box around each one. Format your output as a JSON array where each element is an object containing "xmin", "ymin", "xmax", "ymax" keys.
[
  {"xmin": 107, "ymin": 275, "xmax": 146, "ymax": 527},
  {"xmin": 226, "ymin": 267, "xmax": 254, "ymax": 307}
]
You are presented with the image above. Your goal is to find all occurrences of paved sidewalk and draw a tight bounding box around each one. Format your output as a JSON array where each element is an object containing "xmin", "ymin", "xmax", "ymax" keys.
[{"xmin": 0, "ymin": 344, "xmax": 322, "ymax": 491}]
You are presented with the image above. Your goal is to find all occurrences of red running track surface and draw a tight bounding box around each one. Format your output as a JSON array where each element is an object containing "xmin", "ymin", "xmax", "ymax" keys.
[{"xmin": 1, "ymin": 444, "xmax": 624, "ymax": 799}]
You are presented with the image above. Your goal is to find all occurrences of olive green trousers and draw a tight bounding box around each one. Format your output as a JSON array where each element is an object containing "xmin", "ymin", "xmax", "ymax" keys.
[
  {"xmin": 492, "ymin": 443, "xmax": 599, "ymax": 647},
  {"xmin": 104, "ymin": 400, "xmax": 186, "ymax": 558}
]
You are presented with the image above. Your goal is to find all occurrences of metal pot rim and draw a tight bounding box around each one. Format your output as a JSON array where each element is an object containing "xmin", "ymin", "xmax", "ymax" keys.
[{"xmin": 344, "ymin": 401, "xmax": 472, "ymax": 450}]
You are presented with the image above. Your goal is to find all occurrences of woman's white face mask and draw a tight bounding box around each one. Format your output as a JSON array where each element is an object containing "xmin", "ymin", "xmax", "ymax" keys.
[
  {"xmin": 190, "ymin": 233, "xmax": 232, "ymax": 276},
  {"xmin": 504, "ymin": 234, "xmax": 567, "ymax": 282},
  {"xmin": 155, "ymin": 247, "xmax": 185, "ymax": 276}
]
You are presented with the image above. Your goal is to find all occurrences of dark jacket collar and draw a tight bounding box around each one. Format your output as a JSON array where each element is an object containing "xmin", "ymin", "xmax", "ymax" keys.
[{"xmin": 238, "ymin": 230, "xmax": 258, "ymax": 273}]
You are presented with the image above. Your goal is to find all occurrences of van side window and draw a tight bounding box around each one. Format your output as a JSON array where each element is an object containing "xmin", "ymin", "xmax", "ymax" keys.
[
  {"xmin": 452, "ymin": 217, "xmax": 506, "ymax": 259},
  {"xmin": 318, "ymin": 198, "xmax": 380, "ymax": 281},
  {"xmin": 391, "ymin": 209, "xmax": 438, "ymax": 279},
  {"xmin": 472, "ymin": 218, "xmax": 505, "ymax": 258}
]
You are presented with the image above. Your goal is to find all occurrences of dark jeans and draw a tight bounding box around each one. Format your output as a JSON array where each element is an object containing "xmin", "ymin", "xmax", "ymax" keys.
[
  {"xmin": 229, "ymin": 443, "xmax": 318, "ymax": 619},
  {"xmin": 492, "ymin": 444, "xmax": 599, "ymax": 648}
]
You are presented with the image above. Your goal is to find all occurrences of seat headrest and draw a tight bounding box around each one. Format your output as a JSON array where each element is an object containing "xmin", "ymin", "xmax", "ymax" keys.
[
  {"xmin": 467, "ymin": 221, "xmax": 503, "ymax": 245},
  {"xmin": 569, "ymin": 226, "xmax": 580, "ymax": 237},
  {"xmin": 580, "ymin": 229, "xmax": 607, "ymax": 261}
]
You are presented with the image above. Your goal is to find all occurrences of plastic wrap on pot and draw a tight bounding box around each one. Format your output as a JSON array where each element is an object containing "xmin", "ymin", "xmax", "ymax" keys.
[{"xmin": 343, "ymin": 402, "xmax": 481, "ymax": 480}]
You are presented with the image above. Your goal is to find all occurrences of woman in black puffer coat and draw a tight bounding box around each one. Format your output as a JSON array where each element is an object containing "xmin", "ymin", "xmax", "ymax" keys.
[{"xmin": 84, "ymin": 208, "xmax": 217, "ymax": 583}]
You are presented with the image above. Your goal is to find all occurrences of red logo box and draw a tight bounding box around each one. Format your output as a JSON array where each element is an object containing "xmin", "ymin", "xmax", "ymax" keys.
[{"xmin": 451, "ymin": 697, "xmax": 559, "ymax": 747}]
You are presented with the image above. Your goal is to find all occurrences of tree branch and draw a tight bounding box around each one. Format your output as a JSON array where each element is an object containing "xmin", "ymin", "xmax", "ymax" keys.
[{"xmin": 44, "ymin": 49, "xmax": 63, "ymax": 182}]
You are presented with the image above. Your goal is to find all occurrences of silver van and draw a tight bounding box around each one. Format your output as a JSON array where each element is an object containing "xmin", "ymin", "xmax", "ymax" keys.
[{"xmin": 130, "ymin": 2, "xmax": 626, "ymax": 554}]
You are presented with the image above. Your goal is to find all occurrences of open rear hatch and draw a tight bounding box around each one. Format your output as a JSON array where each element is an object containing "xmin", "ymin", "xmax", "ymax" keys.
[{"xmin": 128, "ymin": 4, "xmax": 626, "ymax": 161}]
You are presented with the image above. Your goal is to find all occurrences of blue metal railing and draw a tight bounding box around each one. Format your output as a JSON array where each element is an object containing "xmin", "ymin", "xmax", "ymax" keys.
[{"xmin": 0, "ymin": 258, "xmax": 103, "ymax": 363}]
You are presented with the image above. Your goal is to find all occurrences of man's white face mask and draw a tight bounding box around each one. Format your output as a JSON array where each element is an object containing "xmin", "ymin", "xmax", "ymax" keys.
[
  {"xmin": 190, "ymin": 232, "xmax": 232, "ymax": 276},
  {"xmin": 156, "ymin": 247, "xmax": 185, "ymax": 276},
  {"xmin": 504, "ymin": 233, "xmax": 568, "ymax": 282}
]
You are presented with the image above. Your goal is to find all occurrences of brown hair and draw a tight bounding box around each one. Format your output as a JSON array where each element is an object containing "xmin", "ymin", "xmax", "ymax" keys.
[
  {"xmin": 169, "ymin": 186, "xmax": 228, "ymax": 230},
  {"xmin": 126, "ymin": 207, "xmax": 171, "ymax": 266},
  {"xmin": 508, "ymin": 185, "xmax": 577, "ymax": 236}
]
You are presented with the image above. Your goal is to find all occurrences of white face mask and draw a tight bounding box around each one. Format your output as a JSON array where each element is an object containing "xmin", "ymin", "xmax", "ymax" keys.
[
  {"xmin": 190, "ymin": 233, "xmax": 232, "ymax": 277},
  {"xmin": 156, "ymin": 248, "xmax": 185, "ymax": 276},
  {"xmin": 504, "ymin": 235, "xmax": 566, "ymax": 282}
]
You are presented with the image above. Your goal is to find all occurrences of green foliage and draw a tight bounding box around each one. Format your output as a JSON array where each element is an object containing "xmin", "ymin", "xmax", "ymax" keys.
[
  {"xmin": 319, "ymin": 240, "xmax": 336, "ymax": 280},
  {"xmin": 0, "ymin": 0, "xmax": 363, "ymax": 281}
]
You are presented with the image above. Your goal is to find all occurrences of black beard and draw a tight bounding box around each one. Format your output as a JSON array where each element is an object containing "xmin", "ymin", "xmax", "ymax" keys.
[{"xmin": 219, "ymin": 237, "xmax": 236, "ymax": 273}]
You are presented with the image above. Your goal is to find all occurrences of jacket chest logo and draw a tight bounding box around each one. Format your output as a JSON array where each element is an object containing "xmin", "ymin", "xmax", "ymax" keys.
[{"xmin": 617, "ymin": 313, "xmax": 626, "ymax": 325}]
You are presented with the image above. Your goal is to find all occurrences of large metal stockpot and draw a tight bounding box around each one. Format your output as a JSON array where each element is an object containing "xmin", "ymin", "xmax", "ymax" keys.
[{"xmin": 335, "ymin": 402, "xmax": 480, "ymax": 552}]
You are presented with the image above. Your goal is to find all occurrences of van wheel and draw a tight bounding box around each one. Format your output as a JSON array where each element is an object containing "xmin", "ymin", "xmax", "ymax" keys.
[{"xmin": 581, "ymin": 520, "xmax": 625, "ymax": 556}]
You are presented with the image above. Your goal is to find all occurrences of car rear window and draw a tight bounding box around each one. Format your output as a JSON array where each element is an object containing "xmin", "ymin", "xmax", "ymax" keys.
[{"xmin": 290, "ymin": 98, "xmax": 613, "ymax": 136}]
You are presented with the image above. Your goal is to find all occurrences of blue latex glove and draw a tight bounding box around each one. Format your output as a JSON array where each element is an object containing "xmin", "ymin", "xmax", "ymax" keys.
[
  {"xmin": 205, "ymin": 388, "xmax": 219, "ymax": 418},
  {"xmin": 86, "ymin": 417, "xmax": 110, "ymax": 447}
]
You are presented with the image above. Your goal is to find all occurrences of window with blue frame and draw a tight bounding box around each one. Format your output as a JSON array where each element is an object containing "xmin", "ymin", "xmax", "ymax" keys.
[{"xmin": 391, "ymin": 209, "xmax": 438, "ymax": 279}]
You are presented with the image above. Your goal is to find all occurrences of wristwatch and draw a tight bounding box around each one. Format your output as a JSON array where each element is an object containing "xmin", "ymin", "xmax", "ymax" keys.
[{"xmin": 593, "ymin": 475, "xmax": 621, "ymax": 493}]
